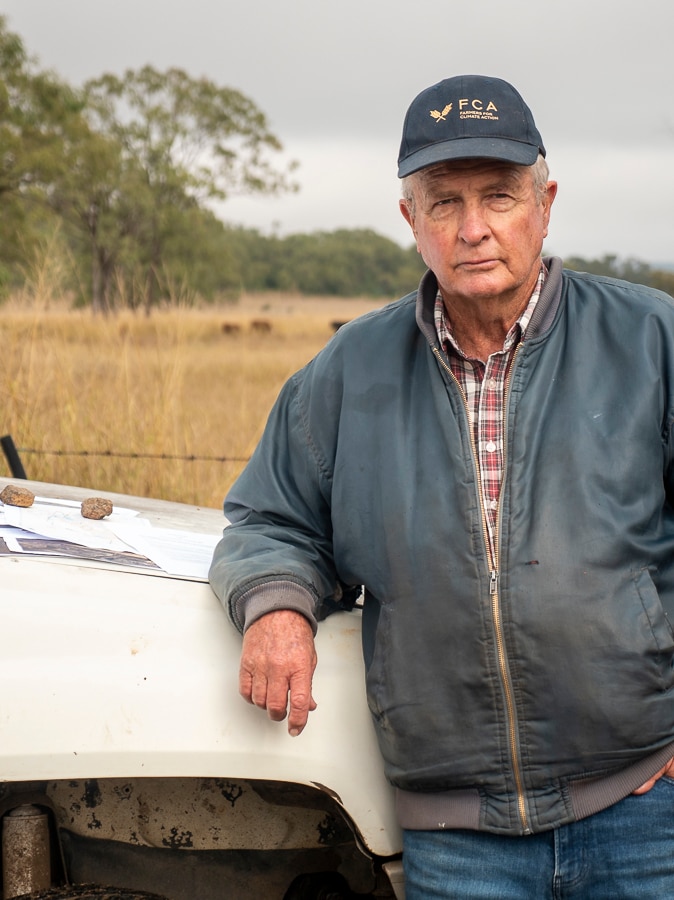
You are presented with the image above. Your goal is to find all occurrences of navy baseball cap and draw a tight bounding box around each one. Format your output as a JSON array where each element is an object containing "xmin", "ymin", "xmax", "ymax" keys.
[{"xmin": 397, "ymin": 75, "xmax": 545, "ymax": 177}]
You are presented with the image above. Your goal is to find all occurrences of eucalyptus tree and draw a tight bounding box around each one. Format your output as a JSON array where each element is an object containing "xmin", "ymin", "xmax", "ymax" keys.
[
  {"xmin": 0, "ymin": 17, "xmax": 85, "ymax": 287},
  {"xmin": 83, "ymin": 65, "xmax": 298, "ymax": 308}
]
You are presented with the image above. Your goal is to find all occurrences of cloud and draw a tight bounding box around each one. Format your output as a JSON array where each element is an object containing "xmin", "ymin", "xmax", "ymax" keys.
[
  {"xmin": 217, "ymin": 136, "xmax": 409, "ymax": 244},
  {"xmin": 4, "ymin": 0, "xmax": 672, "ymax": 264},
  {"xmin": 547, "ymin": 144, "xmax": 674, "ymax": 263},
  {"xmin": 219, "ymin": 137, "xmax": 674, "ymax": 264}
]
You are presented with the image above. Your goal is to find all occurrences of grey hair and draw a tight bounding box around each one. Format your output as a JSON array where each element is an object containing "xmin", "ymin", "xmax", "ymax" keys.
[
  {"xmin": 530, "ymin": 154, "xmax": 550, "ymax": 195},
  {"xmin": 401, "ymin": 154, "xmax": 550, "ymax": 218}
]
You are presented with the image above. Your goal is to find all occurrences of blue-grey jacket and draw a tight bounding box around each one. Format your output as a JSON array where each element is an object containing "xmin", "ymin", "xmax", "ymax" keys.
[{"xmin": 209, "ymin": 258, "xmax": 674, "ymax": 835}]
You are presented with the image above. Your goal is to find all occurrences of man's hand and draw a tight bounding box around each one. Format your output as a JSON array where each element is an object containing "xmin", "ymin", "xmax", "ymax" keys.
[
  {"xmin": 632, "ymin": 756, "xmax": 674, "ymax": 795},
  {"xmin": 239, "ymin": 609, "xmax": 317, "ymax": 736}
]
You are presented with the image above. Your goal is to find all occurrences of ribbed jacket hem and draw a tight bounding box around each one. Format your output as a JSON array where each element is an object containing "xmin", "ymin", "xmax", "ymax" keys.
[{"xmin": 396, "ymin": 740, "xmax": 674, "ymax": 834}]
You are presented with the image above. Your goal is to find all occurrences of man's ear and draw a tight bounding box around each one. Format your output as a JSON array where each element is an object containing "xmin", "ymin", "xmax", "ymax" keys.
[
  {"xmin": 541, "ymin": 180, "xmax": 558, "ymax": 238},
  {"xmin": 399, "ymin": 199, "xmax": 417, "ymax": 241}
]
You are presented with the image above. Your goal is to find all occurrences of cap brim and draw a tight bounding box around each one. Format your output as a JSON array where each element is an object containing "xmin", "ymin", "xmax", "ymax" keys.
[{"xmin": 397, "ymin": 137, "xmax": 541, "ymax": 178}]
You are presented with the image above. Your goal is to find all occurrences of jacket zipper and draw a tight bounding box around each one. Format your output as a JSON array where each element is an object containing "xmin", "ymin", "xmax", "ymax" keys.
[{"xmin": 433, "ymin": 344, "xmax": 530, "ymax": 834}]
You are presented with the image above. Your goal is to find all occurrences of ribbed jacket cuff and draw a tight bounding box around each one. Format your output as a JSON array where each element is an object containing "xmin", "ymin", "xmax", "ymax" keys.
[{"xmin": 234, "ymin": 580, "xmax": 318, "ymax": 635}]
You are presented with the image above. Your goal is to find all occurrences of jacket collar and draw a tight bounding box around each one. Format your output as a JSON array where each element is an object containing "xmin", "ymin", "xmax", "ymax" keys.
[{"xmin": 415, "ymin": 256, "xmax": 564, "ymax": 348}]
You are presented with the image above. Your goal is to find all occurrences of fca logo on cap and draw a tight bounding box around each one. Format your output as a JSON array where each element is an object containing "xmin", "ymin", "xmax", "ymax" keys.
[
  {"xmin": 429, "ymin": 104, "xmax": 452, "ymax": 122},
  {"xmin": 459, "ymin": 99, "xmax": 498, "ymax": 112},
  {"xmin": 430, "ymin": 99, "xmax": 499, "ymax": 122}
]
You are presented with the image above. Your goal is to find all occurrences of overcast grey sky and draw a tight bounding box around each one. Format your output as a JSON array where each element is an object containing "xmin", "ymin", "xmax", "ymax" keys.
[{"xmin": 3, "ymin": 0, "xmax": 673, "ymax": 263}]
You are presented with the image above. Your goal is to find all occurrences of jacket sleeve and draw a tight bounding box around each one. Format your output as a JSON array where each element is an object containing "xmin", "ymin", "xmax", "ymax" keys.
[{"xmin": 208, "ymin": 362, "xmax": 341, "ymax": 634}]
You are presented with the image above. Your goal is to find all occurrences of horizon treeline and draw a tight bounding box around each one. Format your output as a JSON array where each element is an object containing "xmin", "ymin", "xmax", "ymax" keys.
[{"xmin": 1, "ymin": 15, "xmax": 672, "ymax": 311}]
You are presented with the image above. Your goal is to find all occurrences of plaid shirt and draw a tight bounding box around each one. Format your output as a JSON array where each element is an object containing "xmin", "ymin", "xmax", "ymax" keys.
[{"xmin": 434, "ymin": 267, "xmax": 546, "ymax": 551}]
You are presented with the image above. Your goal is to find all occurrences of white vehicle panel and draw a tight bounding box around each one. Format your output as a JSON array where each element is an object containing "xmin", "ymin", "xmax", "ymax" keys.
[{"xmin": 0, "ymin": 479, "xmax": 400, "ymax": 859}]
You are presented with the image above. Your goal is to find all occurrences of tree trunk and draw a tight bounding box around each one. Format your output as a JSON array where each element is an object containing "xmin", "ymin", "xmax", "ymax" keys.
[{"xmin": 91, "ymin": 243, "xmax": 104, "ymax": 314}]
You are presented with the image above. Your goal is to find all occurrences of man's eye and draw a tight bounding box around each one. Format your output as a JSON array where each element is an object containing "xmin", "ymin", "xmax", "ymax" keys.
[{"xmin": 488, "ymin": 193, "xmax": 516, "ymax": 208}]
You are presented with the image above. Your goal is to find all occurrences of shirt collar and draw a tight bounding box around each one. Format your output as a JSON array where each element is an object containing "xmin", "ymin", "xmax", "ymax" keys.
[{"xmin": 434, "ymin": 263, "xmax": 548, "ymax": 358}]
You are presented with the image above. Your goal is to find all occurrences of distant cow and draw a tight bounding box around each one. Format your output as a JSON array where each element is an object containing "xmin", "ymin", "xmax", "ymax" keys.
[
  {"xmin": 250, "ymin": 319, "xmax": 272, "ymax": 333},
  {"xmin": 221, "ymin": 322, "xmax": 242, "ymax": 335},
  {"xmin": 330, "ymin": 320, "xmax": 350, "ymax": 333}
]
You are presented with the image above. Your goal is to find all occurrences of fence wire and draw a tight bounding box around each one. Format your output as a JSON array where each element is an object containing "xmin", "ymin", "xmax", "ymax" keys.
[{"xmin": 16, "ymin": 447, "xmax": 251, "ymax": 463}]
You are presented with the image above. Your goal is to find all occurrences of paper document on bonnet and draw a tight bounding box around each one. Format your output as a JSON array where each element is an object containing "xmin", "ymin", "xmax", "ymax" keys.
[
  {"xmin": 109, "ymin": 520, "xmax": 221, "ymax": 579},
  {"xmin": 1, "ymin": 500, "xmax": 140, "ymax": 552},
  {"xmin": 0, "ymin": 495, "xmax": 220, "ymax": 579}
]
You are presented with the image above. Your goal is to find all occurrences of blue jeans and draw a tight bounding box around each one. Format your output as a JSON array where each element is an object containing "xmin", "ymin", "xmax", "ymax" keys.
[{"xmin": 402, "ymin": 777, "xmax": 674, "ymax": 899}]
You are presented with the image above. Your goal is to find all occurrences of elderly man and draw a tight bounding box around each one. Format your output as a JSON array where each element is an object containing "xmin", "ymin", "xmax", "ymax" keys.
[{"xmin": 209, "ymin": 75, "xmax": 674, "ymax": 897}]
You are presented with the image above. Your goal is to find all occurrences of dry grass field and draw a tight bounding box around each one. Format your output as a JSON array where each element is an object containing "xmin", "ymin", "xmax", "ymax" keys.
[{"xmin": 0, "ymin": 293, "xmax": 385, "ymax": 509}]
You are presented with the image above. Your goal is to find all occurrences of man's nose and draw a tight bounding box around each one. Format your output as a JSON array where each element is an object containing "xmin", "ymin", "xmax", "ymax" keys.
[{"xmin": 457, "ymin": 204, "xmax": 491, "ymax": 244}]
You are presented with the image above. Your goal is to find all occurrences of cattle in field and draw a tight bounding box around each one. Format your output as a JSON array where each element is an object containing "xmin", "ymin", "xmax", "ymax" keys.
[{"xmin": 250, "ymin": 319, "xmax": 272, "ymax": 333}]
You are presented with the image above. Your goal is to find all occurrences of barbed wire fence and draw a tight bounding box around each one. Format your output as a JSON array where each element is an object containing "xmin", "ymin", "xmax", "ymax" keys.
[{"xmin": 1, "ymin": 435, "xmax": 251, "ymax": 480}]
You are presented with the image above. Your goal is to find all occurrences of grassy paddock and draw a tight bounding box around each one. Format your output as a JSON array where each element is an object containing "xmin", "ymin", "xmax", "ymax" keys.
[{"xmin": 0, "ymin": 293, "xmax": 385, "ymax": 508}]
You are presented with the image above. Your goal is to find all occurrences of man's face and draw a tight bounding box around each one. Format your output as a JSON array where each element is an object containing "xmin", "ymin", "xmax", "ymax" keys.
[{"xmin": 400, "ymin": 160, "xmax": 557, "ymax": 310}]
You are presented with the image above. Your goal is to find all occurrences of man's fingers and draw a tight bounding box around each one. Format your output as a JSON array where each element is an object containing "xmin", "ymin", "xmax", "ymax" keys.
[
  {"xmin": 242, "ymin": 665, "xmax": 317, "ymax": 733},
  {"xmin": 632, "ymin": 756, "xmax": 674, "ymax": 794},
  {"xmin": 265, "ymin": 676, "xmax": 292, "ymax": 722},
  {"xmin": 632, "ymin": 775, "xmax": 658, "ymax": 795},
  {"xmin": 287, "ymin": 672, "xmax": 318, "ymax": 736},
  {"xmin": 240, "ymin": 662, "xmax": 271, "ymax": 708},
  {"xmin": 238, "ymin": 610, "xmax": 318, "ymax": 735},
  {"xmin": 251, "ymin": 677, "xmax": 272, "ymax": 711},
  {"xmin": 239, "ymin": 667, "xmax": 254, "ymax": 704}
]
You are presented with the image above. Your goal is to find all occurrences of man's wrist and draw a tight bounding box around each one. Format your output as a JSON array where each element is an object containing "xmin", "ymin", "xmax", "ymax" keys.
[{"xmin": 235, "ymin": 580, "xmax": 318, "ymax": 635}]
